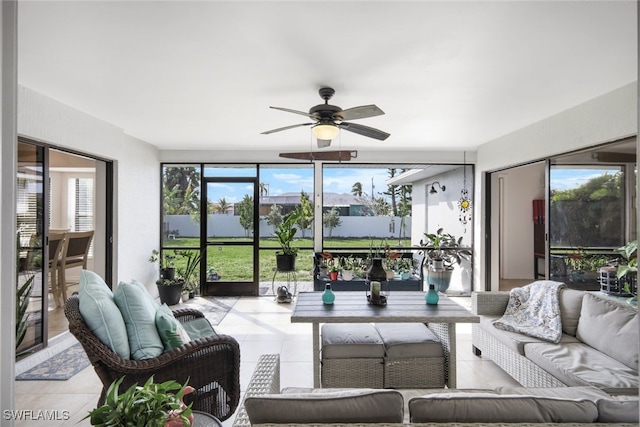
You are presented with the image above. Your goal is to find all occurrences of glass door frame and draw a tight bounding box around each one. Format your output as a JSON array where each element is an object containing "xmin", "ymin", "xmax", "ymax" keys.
[
  {"xmin": 17, "ymin": 137, "xmax": 114, "ymax": 354},
  {"xmin": 201, "ymin": 176, "xmax": 259, "ymax": 296},
  {"xmin": 16, "ymin": 141, "xmax": 48, "ymax": 354}
]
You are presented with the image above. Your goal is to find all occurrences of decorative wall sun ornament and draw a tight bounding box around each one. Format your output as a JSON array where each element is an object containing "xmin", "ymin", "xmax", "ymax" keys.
[{"xmin": 458, "ymin": 152, "xmax": 472, "ymax": 227}]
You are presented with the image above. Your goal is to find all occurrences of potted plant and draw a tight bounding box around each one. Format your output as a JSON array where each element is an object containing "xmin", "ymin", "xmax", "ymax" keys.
[
  {"xmin": 175, "ymin": 250, "xmax": 201, "ymax": 298},
  {"xmin": 616, "ymin": 240, "xmax": 637, "ymax": 302},
  {"xmin": 274, "ymin": 210, "xmax": 302, "ymax": 272},
  {"xmin": 156, "ymin": 276, "xmax": 185, "ymax": 306},
  {"xmin": 328, "ymin": 259, "xmax": 340, "ymax": 281},
  {"xmin": 397, "ymin": 258, "xmax": 412, "ymax": 280},
  {"xmin": 339, "ymin": 255, "xmax": 355, "ymax": 281},
  {"xmin": 149, "ymin": 249, "xmax": 176, "ymax": 280},
  {"xmin": 84, "ymin": 376, "xmax": 194, "ymax": 426},
  {"xmin": 417, "ymin": 228, "xmax": 471, "ymax": 292},
  {"xmin": 318, "ymin": 252, "xmax": 332, "ymax": 278}
]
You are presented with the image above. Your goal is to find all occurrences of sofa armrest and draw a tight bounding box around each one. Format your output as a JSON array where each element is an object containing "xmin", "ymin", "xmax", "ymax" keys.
[
  {"xmin": 472, "ymin": 291, "xmax": 510, "ymax": 316},
  {"xmin": 233, "ymin": 354, "xmax": 281, "ymax": 427}
]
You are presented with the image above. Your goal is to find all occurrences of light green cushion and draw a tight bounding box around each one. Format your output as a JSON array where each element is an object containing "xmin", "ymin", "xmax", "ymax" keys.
[
  {"xmin": 181, "ymin": 318, "xmax": 216, "ymax": 340},
  {"xmin": 78, "ymin": 270, "xmax": 130, "ymax": 359},
  {"xmin": 114, "ymin": 281, "xmax": 164, "ymax": 360},
  {"xmin": 155, "ymin": 303, "xmax": 191, "ymax": 350}
]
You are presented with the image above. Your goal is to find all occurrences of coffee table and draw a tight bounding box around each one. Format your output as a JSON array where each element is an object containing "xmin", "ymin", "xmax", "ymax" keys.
[{"xmin": 290, "ymin": 291, "xmax": 479, "ymax": 388}]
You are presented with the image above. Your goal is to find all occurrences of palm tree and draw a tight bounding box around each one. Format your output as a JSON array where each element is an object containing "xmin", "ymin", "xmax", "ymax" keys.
[
  {"xmin": 217, "ymin": 198, "xmax": 230, "ymax": 214},
  {"xmin": 351, "ymin": 182, "xmax": 363, "ymax": 197},
  {"xmin": 259, "ymin": 182, "xmax": 269, "ymax": 198}
]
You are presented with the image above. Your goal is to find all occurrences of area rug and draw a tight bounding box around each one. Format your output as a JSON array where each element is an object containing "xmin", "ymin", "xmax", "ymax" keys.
[
  {"xmin": 178, "ymin": 296, "xmax": 239, "ymax": 326},
  {"xmin": 16, "ymin": 342, "xmax": 90, "ymax": 381}
]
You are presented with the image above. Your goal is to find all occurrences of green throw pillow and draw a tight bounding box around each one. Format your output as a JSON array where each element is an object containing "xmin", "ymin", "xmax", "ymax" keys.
[
  {"xmin": 114, "ymin": 281, "xmax": 164, "ymax": 360},
  {"xmin": 156, "ymin": 303, "xmax": 191, "ymax": 350},
  {"xmin": 78, "ymin": 270, "xmax": 130, "ymax": 359}
]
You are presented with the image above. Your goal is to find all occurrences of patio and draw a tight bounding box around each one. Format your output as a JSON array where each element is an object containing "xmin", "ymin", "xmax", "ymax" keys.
[{"xmin": 14, "ymin": 292, "xmax": 520, "ymax": 427}]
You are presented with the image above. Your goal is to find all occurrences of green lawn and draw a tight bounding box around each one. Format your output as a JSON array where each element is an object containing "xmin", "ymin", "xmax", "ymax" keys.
[{"xmin": 161, "ymin": 237, "xmax": 412, "ymax": 282}]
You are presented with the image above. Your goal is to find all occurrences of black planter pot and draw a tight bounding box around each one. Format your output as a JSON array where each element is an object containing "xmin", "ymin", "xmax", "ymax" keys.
[
  {"xmin": 157, "ymin": 283, "xmax": 182, "ymax": 305},
  {"xmin": 276, "ymin": 253, "xmax": 296, "ymax": 272},
  {"xmin": 160, "ymin": 267, "xmax": 175, "ymax": 280}
]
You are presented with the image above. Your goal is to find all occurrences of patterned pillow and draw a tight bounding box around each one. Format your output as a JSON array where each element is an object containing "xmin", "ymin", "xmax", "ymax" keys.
[{"xmin": 155, "ymin": 303, "xmax": 191, "ymax": 350}]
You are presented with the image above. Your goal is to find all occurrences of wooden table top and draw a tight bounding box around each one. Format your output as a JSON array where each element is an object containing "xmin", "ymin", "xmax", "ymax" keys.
[{"xmin": 290, "ymin": 291, "xmax": 479, "ymax": 324}]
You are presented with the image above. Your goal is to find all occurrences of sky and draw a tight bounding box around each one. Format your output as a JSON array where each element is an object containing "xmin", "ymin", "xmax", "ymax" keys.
[
  {"xmin": 550, "ymin": 167, "xmax": 621, "ymax": 191},
  {"xmin": 204, "ymin": 165, "xmax": 399, "ymax": 203}
]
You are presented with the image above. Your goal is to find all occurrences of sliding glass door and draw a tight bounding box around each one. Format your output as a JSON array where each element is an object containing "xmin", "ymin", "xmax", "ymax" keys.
[
  {"xmin": 16, "ymin": 142, "xmax": 46, "ymax": 354},
  {"xmin": 16, "ymin": 138, "xmax": 113, "ymax": 355}
]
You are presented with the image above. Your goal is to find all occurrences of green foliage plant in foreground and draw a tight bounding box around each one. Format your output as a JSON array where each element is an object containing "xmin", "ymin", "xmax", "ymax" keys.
[{"xmin": 85, "ymin": 376, "xmax": 193, "ymax": 426}]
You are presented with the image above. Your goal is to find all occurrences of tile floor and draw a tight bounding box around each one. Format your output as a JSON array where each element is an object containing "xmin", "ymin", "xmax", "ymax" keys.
[{"xmin": 13, "ymin": 294, "xmax": 521, "ymax": 427}]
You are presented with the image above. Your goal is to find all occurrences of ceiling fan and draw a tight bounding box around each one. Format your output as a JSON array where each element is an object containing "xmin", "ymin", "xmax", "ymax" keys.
[{"xmin": 262, "ymin": 87, "xmax": 390, "ymax": 152}]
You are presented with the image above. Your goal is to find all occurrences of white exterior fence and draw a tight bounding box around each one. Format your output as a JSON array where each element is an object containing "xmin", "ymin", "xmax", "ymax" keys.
[{"xmin": 163, "ymin": 215, "xmax": 412, "ymax": 239}]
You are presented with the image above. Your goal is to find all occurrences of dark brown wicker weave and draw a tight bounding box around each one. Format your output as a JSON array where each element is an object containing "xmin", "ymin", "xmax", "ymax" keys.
[{"xmin": 64, "ymin": 294, "xmax": 241, "ymax": 421}]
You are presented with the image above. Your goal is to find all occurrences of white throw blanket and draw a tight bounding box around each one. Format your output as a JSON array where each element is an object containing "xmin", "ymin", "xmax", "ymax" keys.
[{"xmin": 492, "ymin": 280, "xmax": 566, "ymax": 343}]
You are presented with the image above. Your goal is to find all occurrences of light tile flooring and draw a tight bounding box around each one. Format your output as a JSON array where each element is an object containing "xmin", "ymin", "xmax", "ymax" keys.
[{"xmin": 14, "ymin": 294, "xmax": 521, "ymax": 427}]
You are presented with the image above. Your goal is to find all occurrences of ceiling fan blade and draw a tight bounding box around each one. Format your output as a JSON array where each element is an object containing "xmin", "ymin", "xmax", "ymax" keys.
[
  {"xmin": 317, "ymin": 139, "xmax": 332, "ymax": 148},
  {"xmin": 340, "ymin": 122, "xmax": 390, "ymax": 141},
  {"xmin": 279, "ymin": 150, "xmax": 357, "ymax": 161},
  {"xmin": 270, "ymin": 106, "xmax": 318, "ymax": 120},
  {"xmin": 261, "ymin": 123, "xmax": 313, "ymax": 135},
  {"xmin": 337, "ymin": 105, "xmax": 384, "ymax": 121}
]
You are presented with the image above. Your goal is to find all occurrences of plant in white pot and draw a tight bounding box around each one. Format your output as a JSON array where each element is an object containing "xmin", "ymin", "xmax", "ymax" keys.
[{"xmin": 417, "ymin": 228, "xmax": 471, "ymax": 292}]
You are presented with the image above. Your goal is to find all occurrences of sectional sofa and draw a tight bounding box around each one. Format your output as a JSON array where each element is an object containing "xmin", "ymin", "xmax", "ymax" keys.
[
  {"xmin": 471, "ymin": 289, "xmax": 638, "ymax": 395},
  {"xmin": 232, "ymin": 354, "xmax": 638, "ymax": 426}
]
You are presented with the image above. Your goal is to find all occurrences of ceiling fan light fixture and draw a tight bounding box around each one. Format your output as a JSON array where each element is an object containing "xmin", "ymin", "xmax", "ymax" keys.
[{"xmin": 312, "ymin": 123, "xmax": 339, "ymax": 140}]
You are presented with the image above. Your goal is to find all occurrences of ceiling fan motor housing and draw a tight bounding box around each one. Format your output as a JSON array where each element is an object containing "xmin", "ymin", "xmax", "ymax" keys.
[{"xmin": 309, "ymin": 104, "xmax": 343, "ymax": 122}]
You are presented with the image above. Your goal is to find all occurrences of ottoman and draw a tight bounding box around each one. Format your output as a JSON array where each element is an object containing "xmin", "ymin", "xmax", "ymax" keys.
[
  {"xmin": 374, "ymin": 323, "xmax": 445, "ymax": 388},
  {"xmin": 321, "ymin": 323, "xmax": 385, "ymax": 388}
]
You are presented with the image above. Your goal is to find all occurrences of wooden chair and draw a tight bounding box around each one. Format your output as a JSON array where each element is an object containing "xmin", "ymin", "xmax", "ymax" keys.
[
  {"xmin": 57, "ymin": 230, "xmax": 94, "ymax": 304},
  {"xmin": 48, "ymin": 232, "xmax": 66, "ymax": 307},
  {"xmin": 64, "ymin": 294, "xmax": 241, "ymax": 420}
]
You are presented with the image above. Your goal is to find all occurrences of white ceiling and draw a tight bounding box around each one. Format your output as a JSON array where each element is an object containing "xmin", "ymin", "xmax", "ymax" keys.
[{"xmin": 17, "ymin": 1, "xmax": 637, "ymax": 153}]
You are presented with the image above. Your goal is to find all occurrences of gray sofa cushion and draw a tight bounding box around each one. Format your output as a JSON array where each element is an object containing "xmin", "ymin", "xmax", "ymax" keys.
[
  {"xmin": 479, "ymin": 315, "xmax": 579, "ymax": 355},
  {"xmin": 245, "ymin": 389, "xmax": 404, "ymax": 424},
  {"xmin": 374, "ymin": 323, "xmax": 443, "ymax": 358},
  {"xmin": 559, "ymin": 288, "xmax": 585, "ymax": 336},
  {"xmin": 576, "ymin": 293, "xmax": 638, "ymax": 371},
  {"xmin": 408, "ymin": 392, "xmax": 598, "ymax": 423},
  {"xmin": 524, "ymin": 342, "xmax": 639, "ymax": 390},
  {"xmin": 321, "ymin": 323, "xmax": 385, "ymax": 358},
  {"xmin": 597, "ymin": 395, "xmax": 640, "ymax": 423}
]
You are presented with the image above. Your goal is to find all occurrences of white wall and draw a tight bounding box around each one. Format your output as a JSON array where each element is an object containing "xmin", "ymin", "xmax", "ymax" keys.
[
  {"xmin": 411, "ymin": 167, "xmax": 474, "ymax": 294},
  {"xmin": 498, "ymin": 163, "xmax": 545, "ymax": 279},
  {"xmin": 1, "ymin": 2, "xmax": 18, "ymax": 424},
  {"xmin": 17, "ymin": 86, "xmax": 162, "ymax": 292},
  {"xmin": 476, "ymin": 82, "xmax": 638, "ymax": 291}
]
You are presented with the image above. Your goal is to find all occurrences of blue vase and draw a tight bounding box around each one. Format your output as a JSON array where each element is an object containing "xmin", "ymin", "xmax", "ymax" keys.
[
  {"xmin": 426, "ymin": 284, "xmax": 439, "ymax": 305},
  {"xmin": 322, "ymin": 284, "xmax": 335, "ymax": 305}
]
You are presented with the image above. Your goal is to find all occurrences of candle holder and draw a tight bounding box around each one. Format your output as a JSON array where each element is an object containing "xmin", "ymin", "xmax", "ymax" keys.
[
  {"xmin": 365, "ymin": 258, "xmax": 389, "ymax": 306},
  {"xmin": 366, "ymin": 280, "xmax": 388, "ymax": 306}
]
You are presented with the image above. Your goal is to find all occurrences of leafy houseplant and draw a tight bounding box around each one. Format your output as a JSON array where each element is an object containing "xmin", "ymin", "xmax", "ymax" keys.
[
  {"xmin": 616, "ymin": 240, "xmax": 637, "ymax": 301},
  {"xmin": 84, "ymin": 376, "xmax": 193, "ymax": 427},
  {"xmin": 175, "ymin": 250, "xmax": 202, "ymax": 298},
  {"xmin": 274, "ymin": 210, "xmax": 302, "ymax": 271},
  {"xmin": 417, "ymin": 228, "xmax": 472, "ymax": 292},
  {"xmin": 418, "ymin": 228, "xmax": 471, "ymax": 271},
  {"xmin": 150, "ymin": 249, "xmax": 176, "ymax": 280}
]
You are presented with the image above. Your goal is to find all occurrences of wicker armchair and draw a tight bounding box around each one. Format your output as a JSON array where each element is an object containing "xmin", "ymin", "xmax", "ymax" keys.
[{"xmin": 64, "ymin": 294, "xmax": 241, "ymax": 421}]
